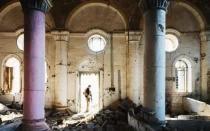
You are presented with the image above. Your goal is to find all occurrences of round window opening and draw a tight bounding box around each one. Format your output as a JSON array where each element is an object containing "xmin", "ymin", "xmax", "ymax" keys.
[
  {"xmin": 165, "ymin": 34, "xmax": 178, "ymax": 52},
  {"xmin": 17, "ymin": 34, "xmax": 24, "ymax": 51},
  {"xmin": 88, "ymin": 34, "xmax": 106, "ymax": 52}
]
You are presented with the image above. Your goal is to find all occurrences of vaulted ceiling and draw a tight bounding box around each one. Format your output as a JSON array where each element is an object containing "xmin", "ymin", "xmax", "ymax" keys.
[{"xmin": 0, "ymin": 0, "xmax": 209, "ymax": 30}]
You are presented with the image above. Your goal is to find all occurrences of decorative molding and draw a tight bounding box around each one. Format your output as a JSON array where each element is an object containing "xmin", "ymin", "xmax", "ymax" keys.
[
  {"xmin": 139, "ymin": 0, "xmax": 170, "ymax": 14},
  {"xmin": 51, "ymin": 30, "xmax": 70, "ymax": 42},
  {"xmin": 81, "ymin": 58, "xmax": 98, "ymax": 71},
  {"xmin": 200, "ymin": 30, "xmax": 210, "ymax": 42},
  {"xmin": 166, "ymin": 28, "xmax": 181, "ymax": 37},
  {"xmin": 70, "ymin": 32, "xmax": 125, "ymax": 38},
  {"xmin": 78, "ymin": 56, "xmax": 103, "ymax": 71},
  {"xmin": 0, "ymin": 28, "xmax": 24, "ymax": 37},
  {"xmin": 19, "ymin": 0, "xmax": 52, "ymax": 13},
  {"xmin": 85, "ymin": 29, "xmax": 108, "ymax": 38},
  {"xmin": 80, "ymin": 58, "xmax": 100, "ymax": 71},
  {"xmin": 125, "ymin": 31, "xmax": 142, "ymax": 43}
]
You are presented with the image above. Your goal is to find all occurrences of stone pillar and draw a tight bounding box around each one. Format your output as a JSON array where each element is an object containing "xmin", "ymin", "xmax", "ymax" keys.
[
  {"xmin": 200, "ymin": 31, "xmax": 210, "ymax": 102},
  {"xmin": 140, "ymin": 0, "xmax": 169, "ymax": 121},
  {"xmin": 126, "ymin": 32, "xmax": 142, "ymax": 105},
  {"xmin": 52, "ymin": 31, "xmax": 69, "ymax": 110},
  {"xmin": 19, "ymin": 0, "xmax": 52, "ymax": 130}
]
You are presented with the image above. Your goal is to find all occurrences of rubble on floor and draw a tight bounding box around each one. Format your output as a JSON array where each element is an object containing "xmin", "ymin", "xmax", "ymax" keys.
[
  {"xmin": 3, "ymin": 97, "xmax": 209, "ymax": 131},
  {"xmin": 0, "ymin": 103, "xmax": 22, "ymax": 131},
  {"xmin": 46, "ymin": 98, "xmax": 136, "ymax": 131}
]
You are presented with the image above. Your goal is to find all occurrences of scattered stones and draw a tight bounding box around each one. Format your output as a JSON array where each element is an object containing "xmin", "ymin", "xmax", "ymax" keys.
[
  {"xmin": 0, "ymin": 103, "xmax": 9, "ymax": 114},
  {"xmin": 0, "ymin": 99, "xmax": 136, "ymax": 131}
]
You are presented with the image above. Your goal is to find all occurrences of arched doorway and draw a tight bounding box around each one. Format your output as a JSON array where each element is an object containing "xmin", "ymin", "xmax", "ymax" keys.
[{"xmin": 78, "ymin": 56, "xmax": 102, "ymax": 112}]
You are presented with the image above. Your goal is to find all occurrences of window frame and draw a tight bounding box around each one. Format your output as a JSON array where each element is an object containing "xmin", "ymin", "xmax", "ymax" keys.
[
  {"xmin": 16, "ymin": 33, "xmax": 24, "ymax": 51},
  {"xmin": 87, "ymin": 34, "xmax": 107, "ymax": 53},
  {"xmin": 172, "ymin": 56, "xmax": 194, "ymax": 93},
  {"xmin": 175, "ymin": 60, "xmax": 188, "ymax": 92},
  {"xmin": 165, "ymin": 34, "xmax": 179, "ymax": 52}
]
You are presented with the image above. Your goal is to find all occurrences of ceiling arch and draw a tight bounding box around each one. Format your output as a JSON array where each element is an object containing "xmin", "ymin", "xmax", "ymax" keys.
[
  {"xmin": 0, "ymin": 1, "xmax": 55, "ymax": 32},
  {"xmin": 65, "ymin": 2, "xmax": 127, "ymax": 33}
]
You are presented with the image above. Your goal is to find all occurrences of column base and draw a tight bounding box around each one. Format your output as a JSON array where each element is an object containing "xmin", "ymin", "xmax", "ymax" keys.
[
  {"xmin": 17, "ymin": 122, "xmax": 50, "ymax": 131},
  {"xmin": 55, "ymin": 106, "xmax": 67, "ymax": 111}
]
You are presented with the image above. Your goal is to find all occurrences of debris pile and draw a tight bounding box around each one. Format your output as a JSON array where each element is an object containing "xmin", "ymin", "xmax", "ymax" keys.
[
  {"xmin": 0, "ymin": 103, "xmax": 22, "ymax": 130},
  {"xmin": 46, "ymin": 98, "xmax": 136, "ymax": 131},
  {"xmin": 129, "ymin": 105, "xmax": 170, "ymax": 131},
  {"xmin": 0, "ymin": 98, "xmax": 137, "ymax": 131}
]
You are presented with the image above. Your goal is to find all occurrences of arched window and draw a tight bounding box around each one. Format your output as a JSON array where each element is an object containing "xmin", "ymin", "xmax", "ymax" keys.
[
  {"xmin": 175, "ymin": 60, "xmax": 187, "ymax": 92},
  {"xmin": 3, "ymin": 57, "xmax": 20, "ymax": 94}
]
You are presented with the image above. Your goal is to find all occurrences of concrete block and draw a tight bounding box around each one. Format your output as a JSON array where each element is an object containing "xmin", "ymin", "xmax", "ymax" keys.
[
  {"xmin": 128, "ymin": 114, "xmax": 155, "ymax": 131},
  {"xmin": 203, "ymin": 105, "xmax": 210, "ymax": 116},
  {"xmin": 183, "ymin": 98, "xmax": 206, "ymax": 114}
]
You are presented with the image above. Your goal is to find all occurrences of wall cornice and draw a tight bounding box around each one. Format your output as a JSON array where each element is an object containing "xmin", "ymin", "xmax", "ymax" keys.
[
  {"xmin": 125, "ymin": 31, "xmax": 142, "ymax": 43},
  {"xmin": 51, "ymin": 30, "xmax": 70, "ymax": 42}
]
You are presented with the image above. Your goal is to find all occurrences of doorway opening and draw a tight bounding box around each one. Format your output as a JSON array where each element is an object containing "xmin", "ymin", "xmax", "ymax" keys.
[{"xmin": 80, "ymin": 72, "xmax": 99, "ymax": 113}]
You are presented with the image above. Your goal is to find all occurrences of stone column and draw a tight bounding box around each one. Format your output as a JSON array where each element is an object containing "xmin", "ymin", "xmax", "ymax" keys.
[
  {"xmin": 200, "ymin": 31, "xmax": 210, "ymax": 102},
  {"xmin": 126, "ymin": 31, "xmax": 142, "ymax": 105},
  {"xmin": 19, "ymin": 0, "xmax": 52, "ymax": 130},
  {"xmin": 140, "ymin": 0, "xmax": 169, "ymax": 121},
  {"xmin": 52, "ymin": 31, "xmax": 69, "ymax": 110}
]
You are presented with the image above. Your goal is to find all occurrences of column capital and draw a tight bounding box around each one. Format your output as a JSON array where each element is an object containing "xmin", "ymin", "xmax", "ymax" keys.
[
  {"xmin": 125, "ymin": 31, "xmax": 142, "ymax": 43},
  {"xmin": 19, "ymin": 0, "xmax": 53, "ymax": 13},
  {"xmin": 139, "ymin": 0, "xmax": 170, "ymax": 14},
  {"xmin": 200, "ymin": 30, "xmax": 210, "ymax": 42},
  {"xmin": 51, "ymin": 30, "xmax": 70, "ymax": 42}
]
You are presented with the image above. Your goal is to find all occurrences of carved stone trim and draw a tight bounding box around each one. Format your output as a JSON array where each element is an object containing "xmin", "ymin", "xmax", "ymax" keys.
[
  {"xmin": 81, "ymin": 58, "xmax": 98, "ymax": 71},
  {"xmin": 51, "ymin": 30, "xmax": 70, "ymax": 42},
  {"xmin": 20, "ymin": 0, "xmax": 52, "ymax": 13},
  {"xmin": 139, "ymin": 0, "xmax": 170, "ymax": 14},
  {"xmin": 200, "ymin": 30, "xmax": 210, "ymax": 42}
]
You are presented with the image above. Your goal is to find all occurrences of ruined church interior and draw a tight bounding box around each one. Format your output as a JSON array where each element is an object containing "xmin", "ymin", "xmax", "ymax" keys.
[{"xmin": 0, "ymin": 0, "xmax": 210, "ymax": 131}]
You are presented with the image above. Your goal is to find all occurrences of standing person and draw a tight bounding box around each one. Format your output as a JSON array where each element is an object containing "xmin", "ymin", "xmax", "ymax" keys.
[{"xmin": 83, "ymin": 85, "xmax": 92, "ymax": 112}]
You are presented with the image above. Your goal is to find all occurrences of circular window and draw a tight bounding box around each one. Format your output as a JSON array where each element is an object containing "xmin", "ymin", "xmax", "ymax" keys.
[
  {"xmin": 88, "ymin": 34, "xmax": 106, "ymax": 52},
  {"xmin": 165, "ymin": 34, "xmax": 178, "ymax": 52},
  {"xmin": 17, "ymin": 34, "xmax": 24, "ymax": 51}
]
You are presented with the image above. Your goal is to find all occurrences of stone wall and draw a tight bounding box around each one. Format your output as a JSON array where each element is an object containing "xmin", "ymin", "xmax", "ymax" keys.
[
  {"xmin": 67, "ymin": 32, "xmax": 127, "ymax": 112},
  {"xmin": 0, "ymin": 34, "xmax": 55, "ymax": 109},
  {"xmin": 165, "ymin": 3, "xmax": 201, "ymax": 114}
]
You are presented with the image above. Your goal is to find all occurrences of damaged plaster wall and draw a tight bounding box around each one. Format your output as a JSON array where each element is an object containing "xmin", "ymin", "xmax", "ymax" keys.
[
  {"xmin": 126, "ymin": 31, "xmax": 143, "ymax": 105},
  {"xmin": 66, "ymin": 3, "xmax": 127, "ymax": 112},
  {"xmin": 67, "ymin": 34, "xmax": 127, "ymax": 112},
  {"xmin": 0, "ymin": 35, "xmax": 56, "ymax": 109},
  {"xmin": 44, "ymin": 37, "xmax": 56, "ymax": 109},
  {"xmin": 0, "ymin": 35, "xmax": 23, "ymax": 105},
  {"xmin": 0, "ymin": 2, "xmax": 56, "ymax": 108},
  {"xmin": 165, "ymin": 4, "xmax": 201, "ymax": 113}
]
